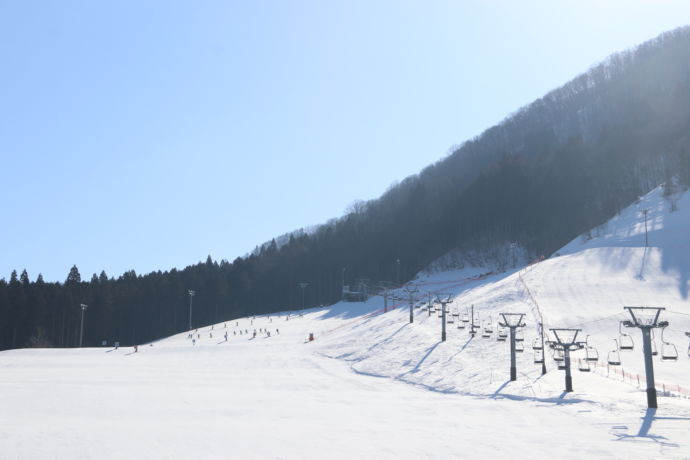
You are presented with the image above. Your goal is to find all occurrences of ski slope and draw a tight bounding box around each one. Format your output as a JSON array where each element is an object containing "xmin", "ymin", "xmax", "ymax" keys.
[{"xmin": 2, "ymin": 187, "xmax": 690, "ymax": 459}]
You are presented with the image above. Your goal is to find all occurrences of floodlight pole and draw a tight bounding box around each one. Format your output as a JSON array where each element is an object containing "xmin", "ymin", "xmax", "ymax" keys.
[
  {"xmin": 299, "ymin": 282, "xmax": 309, "ymax": 311},
  {"xmin": 437, "ymin": 295, "xmax": 452, "ymax": 341},
  {"xmin": 623, "ymin": 306, "xmax": 666, "ymax": 409},
  {"xmin": 187, "ymin": 289, "xmax": 195, "ymax": 330},
  {"xmin": 404, "ymin": 286, "xmax": 418, "ymax": 323},
  {"xmin": 470, "ymin": 305, "xmax": 477, "ymax": 337},
  {"xmin": 427, "ymin": 292, "xmax": 433, "ymax": 317},
  {"xmin": 79, "ymin": 303, "xmax": 88, "ymax": 347}
]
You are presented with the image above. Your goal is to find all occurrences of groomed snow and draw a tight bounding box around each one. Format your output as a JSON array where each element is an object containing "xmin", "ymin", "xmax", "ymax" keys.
[{"xmin": 2, "ymin": 187, "xmax": 690, "ymax": 459}]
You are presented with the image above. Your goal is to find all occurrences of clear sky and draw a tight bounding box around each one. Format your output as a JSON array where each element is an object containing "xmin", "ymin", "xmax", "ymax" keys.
[{"xmin": 1, "ymin": 1, "xmax": 689, "ymax": 282}]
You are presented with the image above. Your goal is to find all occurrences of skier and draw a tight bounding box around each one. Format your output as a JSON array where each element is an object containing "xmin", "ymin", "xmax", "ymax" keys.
[
  {"xmin": 134, "ymin": 345, "xmax": 138, "ymax": 353},
  {"xmin": 224, "ymin": 332, "xmax": 228, "ymax": 341},
  {"xmin": 192, "ymin": 338, "xmax": 196, "ymax": 346}
]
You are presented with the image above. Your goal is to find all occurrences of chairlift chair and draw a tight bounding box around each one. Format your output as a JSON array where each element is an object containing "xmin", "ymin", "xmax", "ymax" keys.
[
  {"xmin": 462, "ymin": 312, "xmax": 469, "ymax": 323},
  {"xmin": 497, "ymin": 327, "xmax": 507, "ymax": 342},
  {"xmin": 534, "ymin": 349, "xmax": 544, "ymax": 364},
  {"xmin": 651, "ymin": 330, "xmax": 658, "ymax": 356},
  {"xmin": 532, "ymin": 337, "xmax": 542, "ymax": 350},
  {"xmin": 448, "ymin": 314, "xmax": 455, "ymax": 324},
  {"xmin": 515, "ymin": 329, "xmax": 524, "ymax": 342},
  {"xmin": 516, "ymin": 340, "xmax": 524, "ymax": 353},
  {"xmin": 578, "ymin": 358, "xmax": 591, "ymax": 372},
  {"xmin": 618, "ymin": 322, "xmax": 634, "ymax": 351},
  {"xmin": 660, "ymin": 327, "xmax": 678, "ymax": 361},
  {"xmin": 457, "ymin": 318, "xmax": 465, "ymax": 329},
  {"xmin": 607, "ymin": 339, "xmax": 621, "ymax": 366},
  {"xmin": 552, "ymin": 347, "xmax": 564, "ymax": 362},
  {"xmin": 481, "ymin": 322, "xmax": 491, "ymax": 338},
  {"xmin": 584, "ymin": 335, "xmax": 599, "ymax": 362}
]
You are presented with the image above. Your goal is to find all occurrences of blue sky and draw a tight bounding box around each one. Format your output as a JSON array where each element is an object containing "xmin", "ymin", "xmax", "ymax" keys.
[{"xmin": 1, "ymin": 1, "xmax": 689, "ymax": 282}]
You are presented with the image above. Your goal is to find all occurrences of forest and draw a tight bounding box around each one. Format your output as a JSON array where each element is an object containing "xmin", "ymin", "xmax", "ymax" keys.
[{"xmin": 2, "ymin": 26, "xmax": 690, "ymax": 350}]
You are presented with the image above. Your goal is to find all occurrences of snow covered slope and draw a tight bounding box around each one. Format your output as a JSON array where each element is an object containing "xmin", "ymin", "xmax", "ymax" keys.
[{"xmin": 2, "ymin": 187, "xmax": 690, "ymax": 459}]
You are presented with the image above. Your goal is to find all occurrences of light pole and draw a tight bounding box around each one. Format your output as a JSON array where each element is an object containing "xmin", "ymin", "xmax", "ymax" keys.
[
  {"xmin": 623, "ymin": 306, "xmax": 667, "ymax": 408},
  {"xmin": 396, "ymin": 259, "xmax": 401, "ymax": 285},
  {"xmin": 549, "ymin": 328, "xmax": 586, "ymax": 392},
  {"xmin": 642, "ymin": 209, "xmax": 650, "ymax": 247},
  {"xmin": 79, "ymin": 303, "xmax": 88, "ymax": 347},
  {"xmin": 499, "ymin": 313, "xmax": 526, "ymax": 381},
  {"xmin": 299, "ymin": 282, "xmax": 309, "ymax": 311},
  {"xmin": 341, "ymin": 267, "xmax": 346, "ymax": 301},
  {"xmin": 187, "ymin": 289, "xmax": 195, "ymax": 330}
]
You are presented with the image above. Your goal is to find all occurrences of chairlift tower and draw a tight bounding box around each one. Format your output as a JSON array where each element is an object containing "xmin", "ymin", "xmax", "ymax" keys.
[
  {"xmin": 470, "ymin": 305, "xmax": 477, "ymax": 337},
  {"xmin": 187, "ymin": 290, "xmax": 195, "ymax": 330},
  {"xmin": 381, "ymin": 287, "xmax": 390, "ymax": 313},
  {"xmin": 79, "ymin": 303, "xmax": 88, "ymax": 347},
  {"xmin": 499, "ymin": 313, "xmax": 526, "ymax": 381},
  {"xmin": 549, "ymin": 328, "xmax": 586, "ymax": 392},
  {"xmin": 404, "ymin": 286, "xmax": 418, "ymax": 323},
  {"xmin": 622, "ymin": 306, "xmax": 668, "ymax": 409},
  {"xmin": 642, "ymin": 209, "xmax": 650, "ymax": 247},
  {"xmin": 437, "ymin": 295, "xmax": 453, "ymax": 341},
  {"xmin": 538, "ymin": 322, "xmax": 547, "ymax": 375}
]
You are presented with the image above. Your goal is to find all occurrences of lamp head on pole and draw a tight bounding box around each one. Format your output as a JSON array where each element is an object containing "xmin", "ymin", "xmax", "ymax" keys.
[{"xmin": 80, "ymin": 303, "xmax": 88, "ymax": 311}]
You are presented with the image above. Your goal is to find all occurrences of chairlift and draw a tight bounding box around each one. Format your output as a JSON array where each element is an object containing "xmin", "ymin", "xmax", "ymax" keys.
[
  {"xmin": 651, "ymin": 330, "xmax": 658, "ymax": 356},
  {"xmin": 552, "ymin": 347, "xmax": 564, "ymax": 362},
  {"xmin": 585, "ymin": 335, "xmax": 599, "ymax": 362},
  {"xmin": 448, "ymin": 315, "xmax": 455, "ymax": 324},
  {"xmin": 457, "ymin": 318, "xmax": 465, "ymax": 329},
  {"xmin": 515, "ymin": 329, "xmax": 524, "ymax": 342},
  {"xmin": 532, "ymin": 337, "xmax": 542, "ymax": 350},
  {"xmin": 516, "ymin": 340, "xmax": 524, "ymax": 353},
  {"xmin": 481, "ymin": 322, "xmax": 491, "ymax": 338},
  {"xmin": 618, "ymin": 322, "xmax": 634, "ymax": 351},
  {"xmin": 497, "ymin": 327, "xmax": 507, "ymax": 342},
  {"xmin": 578, "ymin": 358, "xmax": 591, "ymax": 372},
  {"xmin": 660, "ymin": 327, "xmax": 678, "ymax": 361},
  {"xmin": 533, "ymin": 349, "xmax": 544, "ymax": 364},
  {"xmin": 462, "ymin": 312, "xmax": 469, "ymax": 323},
  {"xmin": 485, "ymin": 318, "xmax": 494, "ymax": 334},
  {"xmin": 607, "ymin": 339, "xmax": 621, "ymax": 366},
  {"xmin": 452, "ymin": 308, "xmax": 459, "ymax": 317}
]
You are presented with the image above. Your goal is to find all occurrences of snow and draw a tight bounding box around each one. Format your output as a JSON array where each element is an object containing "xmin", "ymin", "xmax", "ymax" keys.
[{"xmin": 2, "ymin": 186, "xmax": 690, "ymax": 459}]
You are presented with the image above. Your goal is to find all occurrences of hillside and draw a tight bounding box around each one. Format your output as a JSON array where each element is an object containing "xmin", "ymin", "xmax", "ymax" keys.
[{"xmin": 2, "ymin": 186, "xmax": 690, "ymax": 458}]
